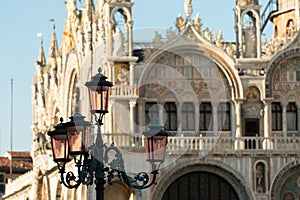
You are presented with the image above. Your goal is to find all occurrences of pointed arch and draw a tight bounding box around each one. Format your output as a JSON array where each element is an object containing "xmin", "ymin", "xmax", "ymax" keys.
[{"xmin": 64, "ymin": 52, "xmax": 80, "ymax": 116}]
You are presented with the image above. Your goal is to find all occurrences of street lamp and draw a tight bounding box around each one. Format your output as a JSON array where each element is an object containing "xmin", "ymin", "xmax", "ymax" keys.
[{"xmin": 48, "ymin": 68, "xmax": 168, "ymax": 200}]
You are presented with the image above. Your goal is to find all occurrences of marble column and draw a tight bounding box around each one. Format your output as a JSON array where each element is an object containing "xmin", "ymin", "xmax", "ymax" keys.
[
  {"xmin": 212, "ymin": 101, "xmax": 219, "ymax": 136},
  {"xmin": 281, "ymin": 102, "xmax": 288, "ymax": 137}
]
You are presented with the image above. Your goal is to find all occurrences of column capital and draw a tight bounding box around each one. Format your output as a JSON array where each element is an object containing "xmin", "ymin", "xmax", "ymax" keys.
[
  {"xmin": 281, "ymin": 101, "xmax": 289, "ymax": 108},
  {"xmin": 129, "ymin": 99, "xmax": 137, "ymax": 107}
]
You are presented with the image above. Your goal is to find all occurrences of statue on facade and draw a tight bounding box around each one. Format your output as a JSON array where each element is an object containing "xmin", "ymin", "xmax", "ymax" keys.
[
  {"xmin": 256, "ymin": 163, "xmax": 265, "ymax": 193},
  {"xmin": 226, "ymin": 43, "xmax": 235, "ymax": 58},
  {"xmin": 203, "ymin": 27, "xmax": 213, "ymax": 41},
  {"xmin": 193, "ymin": 13, "xmax": 202, "ymax": 33},
  {"xmin": 176, "ymin": 13, "xmax": 185, "ymax": 33},
  {"xmin": 153, "ymin": 31, "xmax": 164, "ymax": 48},
  {"xmin": 113, "ymin": 26, "xmax": 125, "ymax": 57},
  {"xmin": 243, "ymin": 21, "xmax": 257, "ymax": 58},
  {"xmin": 165, "ymin": 28, "xmax": 177, "ymax": 44},
  {"xmin": 184, "ymin": 0, "xmax": 193, "ymax": 18},
  {"xmin": 287, "ymin": 20, "xmax": 296, "ymax": 38},
  {"xmin": 215, "ymin": 30, "xmax": 225, "ymax": 50}
]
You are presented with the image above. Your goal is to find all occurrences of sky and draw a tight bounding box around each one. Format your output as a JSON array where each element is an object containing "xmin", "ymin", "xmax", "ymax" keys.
[{"xmin": 0, "ymin": 0, "xmax": 272, "ymax": 156}]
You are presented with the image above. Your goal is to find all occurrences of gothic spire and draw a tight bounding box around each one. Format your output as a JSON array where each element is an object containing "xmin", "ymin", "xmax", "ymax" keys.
[
  {"xmin": 48, "ymin": 19, "xmax": 59, "ymax": 61},
  {"xmin": 36, "ymin": 33, "xmax": 46, "ymax": 67}
]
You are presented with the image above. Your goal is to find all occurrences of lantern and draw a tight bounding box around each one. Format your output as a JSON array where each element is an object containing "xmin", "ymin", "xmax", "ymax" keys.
[
  {"xmin": 85, "ymin": 68, "xmax": 113, "ymax": 114},
  {"xmin": 65, "ymin": 113, "xmax": 91, "ymax": 155},
  {"xmin": 143, "ymin": 121, "xmax": 169, "ymax": 163},
  {"xmin": 48, "ymin": 118, "xmax": 70, "ymax": 163}
]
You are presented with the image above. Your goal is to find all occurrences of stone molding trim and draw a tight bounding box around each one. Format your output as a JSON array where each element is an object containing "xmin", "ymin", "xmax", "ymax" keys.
[{"xmin": 152, "ymin": 157, "xmax": 255, "ymax": 200}]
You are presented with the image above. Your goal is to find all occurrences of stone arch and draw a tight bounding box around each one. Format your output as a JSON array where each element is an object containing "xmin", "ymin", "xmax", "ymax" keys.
[
  {"xmin": 286, "ymin": 19, "xmax": 295, "ymax": 36},
  {"xmin": 110, "ymin": 6, "xmax": 132, "ymax": 56},
  {"xmin": 41, "ymin": 175, "xmax": 50, "ymax": 200},
  {"xmin": 161, "ymin": 91, "xmax": 177, "ymax": 102},
  {"xmin": 270, "ymin": 159, "xmax": 300, "ymax": 200},
  {"xmin": 64, "ymin": 53, "xmax": 79, "ymax": 116},
  {"xmin": 266, "ymin": 48, "xmax": 300, "ymax": 97},
  {"xmin": 110, "ymin": 6, "xmax": 132, "ymax": 23},
  {"xmin": 138, "ymin": 44, "xmax": 241, "ymax": 101},
  {"xmin": 66, "ymin": 69, "xmax": 79, "ymax": 116},
  {"xmin": 241, "ymin": 9, "xmax": 260, "ymax": 28},
  {"xmin": 79, "ymin": 57, "xmax": 92, "ymax": 116},
  {"xmin": 241, "ymin": 9, "xmax": 260, "ymax": 58},
  {"xmin": 245, "ymin": 85, "xmax": 261, "ymax": 100},
  {"xmin": 180, "ymin": 91, "xmax": 198, "ymax": 104},
  {"xmin": 104, "ymin": 181, "xmax": 133, "ymax": 200},
  {"xmin": 153, "ymin": 158, "xmax": 254, "ymax": 200}
]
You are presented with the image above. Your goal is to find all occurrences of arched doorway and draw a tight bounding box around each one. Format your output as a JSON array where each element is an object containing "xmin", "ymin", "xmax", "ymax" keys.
[
  {"xmin": 162, "ymin": 171, "xmax": 239, "ymax": 200},
  {"xmin": 152, "ymin": 159, "xmax": 252, "ymax": 200}
]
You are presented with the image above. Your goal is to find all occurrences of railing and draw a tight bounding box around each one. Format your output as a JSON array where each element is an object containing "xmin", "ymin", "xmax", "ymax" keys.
[
  {"xmin": 167, "ymin": 135, "xmax": 300, "ymax": 155},
  {"xmin": 103, "ymin": 133, "xmax": 300, "ymax": 154},
  {"xmin": 110, "ymin": 85, "xmax": 137, "ymax": 97},
  {"xmin": 261, "ymin": 0, "xmax": 277, "ymax": 32}
]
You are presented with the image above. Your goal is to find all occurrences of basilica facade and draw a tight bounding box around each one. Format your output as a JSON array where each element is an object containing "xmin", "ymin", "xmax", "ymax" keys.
[{"xmin": 3, "ymin": 0, "xmax": 300, "ymax": 199}]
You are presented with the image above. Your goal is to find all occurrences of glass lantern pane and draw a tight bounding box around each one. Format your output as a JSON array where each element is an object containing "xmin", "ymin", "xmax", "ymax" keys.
[
  {"xmin": 52, "ymin": 135, "xmax": 69, "ymax": 161},
  {"xmin": 145, "ymin": 137, "xmax": 152, "ymax": 161},
  {"xmin": 104, "ymin": 88, "xmax": 110, "ymax": 111},
  {"xmin": 153, "ymin": 136, "xmax": 167, "ymax": 162},
  {"xmin": 88, "ymin": 87, "xmax": 110, "ymax": 112},
  {"xmin": 67, "ymin": 126, "xmax": 90, "ymax": 155},
  {"xmin": 67, "ymin": 127, "xmax": 82, "ymax": 154},
  {"xmin": 88, "ymin": 89, "xmax": 98, "ymax": 111},
  {"xmin": 145, "ymin": 136, "xmax": 167, "ymax": 162}
]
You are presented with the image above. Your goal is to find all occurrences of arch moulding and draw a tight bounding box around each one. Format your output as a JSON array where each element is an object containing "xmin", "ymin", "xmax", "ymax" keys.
[{"xmin": 152, "ymin": 157, "xmax": 254, "ymax": 200}]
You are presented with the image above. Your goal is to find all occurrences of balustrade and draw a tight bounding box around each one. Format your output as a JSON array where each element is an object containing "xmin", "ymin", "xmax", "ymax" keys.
[
  {"xmin": 110, "ymin": 85, "xmax": 137, "ymax": 97},
  {"xmin": 103, "ymin": 133, "xmax": 300, "ymax": 154}
]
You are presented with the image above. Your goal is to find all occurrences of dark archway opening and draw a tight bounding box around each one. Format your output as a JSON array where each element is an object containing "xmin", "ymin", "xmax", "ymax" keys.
[{"xmin": 162, "ymin": 171, "xmax": 239, "ymax": 200}]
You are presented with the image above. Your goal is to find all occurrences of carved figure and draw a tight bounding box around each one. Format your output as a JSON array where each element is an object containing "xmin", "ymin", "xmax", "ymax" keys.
[
  {"xmin": 287, "ymin": 20, "xmax": 296, "ymax": 38},
  {"xmin": 153, "ymin": 31, "xmax": 164, "ymax": 48},
  {"xmin": 184, "ymin": 0, "xmax": 193, "ymax": 18},
  {"xmin": 215, "ymin": 30, "xmax": 225, "ymax": 50},
  {"xmin": 203, "ymin": 28, "xmax": 213, "ymax": 41},
  {"xmin": 193, "ymin": 13, "xmax": 202, "ymax": 33},
  {"xmin": 226, "ymin": 43, "xmax": 235, "ymax": 58},
  {"xmin": 176, "ymin": 13, "xmax": 185, "ymax": 33},
  {"xmin": 113, "ymin": 26, "xmax": 125, "ymax": 57},
  {"xmin": 256, "ymin": 163, "xmax": 265, "ymax": 193}
]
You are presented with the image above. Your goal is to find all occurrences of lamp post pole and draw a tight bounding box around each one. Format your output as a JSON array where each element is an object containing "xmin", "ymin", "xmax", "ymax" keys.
[{"xmin": 93, "ymin": 122, "xmax": 105, "ymax": 200}]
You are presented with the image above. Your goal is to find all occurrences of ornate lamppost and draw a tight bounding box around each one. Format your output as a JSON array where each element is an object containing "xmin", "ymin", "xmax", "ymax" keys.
[{"xmin": 48, "ymin": 68, "xmax": 168, "ymax": 200}]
